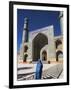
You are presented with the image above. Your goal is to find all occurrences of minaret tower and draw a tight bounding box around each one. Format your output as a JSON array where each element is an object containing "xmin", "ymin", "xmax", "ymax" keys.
[
  {"xmin": 22, "ymin": 17, "xmax": 29, "ymax": 62},
  {"xmin": 59, "ymin": 11, "xmax": 63, "ymax": 35},
  {"xmin": 23, "ymin": 17, "xmax": 29, "ymax": 42}
]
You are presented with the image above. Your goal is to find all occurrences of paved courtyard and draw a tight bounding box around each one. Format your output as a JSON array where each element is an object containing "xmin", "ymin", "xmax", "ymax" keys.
[{"xmin": 17, "ymin": 62, "xmax": 63, "ymax": 80}]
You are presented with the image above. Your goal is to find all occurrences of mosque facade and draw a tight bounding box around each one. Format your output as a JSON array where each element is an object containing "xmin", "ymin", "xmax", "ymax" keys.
[{"xmin": 18, "ymin": 12, "xmax": 63, "ymax": 64}]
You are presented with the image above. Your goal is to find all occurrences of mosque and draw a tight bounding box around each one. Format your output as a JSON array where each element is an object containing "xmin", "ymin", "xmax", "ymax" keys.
[{"xmin": 17, "ymin": 12, "xmax": 63, "ymax": 64}]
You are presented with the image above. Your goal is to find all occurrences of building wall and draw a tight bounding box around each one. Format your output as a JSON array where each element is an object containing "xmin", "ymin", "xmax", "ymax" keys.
[
  {"xmin": 27, "ymin": 25, "xmax": 56, "ymax": 62},
  {"xmin": 18, "ymin": 25, "xmax": 63, "ymax": 63}
]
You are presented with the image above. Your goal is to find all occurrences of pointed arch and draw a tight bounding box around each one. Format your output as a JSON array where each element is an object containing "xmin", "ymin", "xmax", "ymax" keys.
[
  {"xmin": 55, "ymin": 39, "xmax": 62, "ymax": 48},
  {"xmin": 42, "ymin": 50, "xmax": 47, "ymax": 61},
  {"xmin": 56, "ymin": 50, "xmax": 63, "ymax": 61},
  {"xmin": 32, "ymin": 33, "xmax": 48, "ymax": 61}
]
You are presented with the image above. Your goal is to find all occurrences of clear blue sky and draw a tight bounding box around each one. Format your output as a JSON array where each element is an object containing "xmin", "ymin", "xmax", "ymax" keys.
[{"xmin": 17, "ymin": 9, "xmax": 61, "ymax": 51}]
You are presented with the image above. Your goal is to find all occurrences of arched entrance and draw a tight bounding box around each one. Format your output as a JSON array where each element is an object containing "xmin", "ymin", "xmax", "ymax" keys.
[
  {"xmin": 24, "ymin": 45, "xmax": 28, "ymax": 52},
  {"xmin": 42, "ymin": 50, "xmax": 47, "ymax": 61},
  {"xmin": 32, "ymin": 33, "xmax": 48, "ymax": 61},
  {"xmin": 56, "ymin": 51, "xmax": 63, "ymax": 61},
  {"xmin": 55, "ymin": 39, "xmax": 62, "ymax": 49},
  {"xmin": 23, "ymin": 54, "xmax": 28, "ymax": 62}
]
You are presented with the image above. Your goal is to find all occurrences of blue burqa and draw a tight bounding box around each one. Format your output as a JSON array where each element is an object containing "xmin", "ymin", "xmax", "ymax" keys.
[{"xmin": 35, "ymin": 60, "xmax": 43, "ymax": 79}]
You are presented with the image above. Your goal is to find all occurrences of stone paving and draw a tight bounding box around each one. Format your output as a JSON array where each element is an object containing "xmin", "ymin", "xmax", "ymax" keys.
[{"xmin": 17, "ymin": 63, "xmax": 63, "ymax": 80}]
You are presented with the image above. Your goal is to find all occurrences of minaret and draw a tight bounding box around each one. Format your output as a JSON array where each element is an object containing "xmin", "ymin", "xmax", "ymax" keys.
[
  {"xmin": 22, "ymin": 17, "xmax": 29, "ymax": 62},
  {"xmin": 23, "ymin": 17, "xmax": 29, "ymax": 42},
  {"xmin": 59, "ymin": 11, "xmax": 63, "ymax": 35}
]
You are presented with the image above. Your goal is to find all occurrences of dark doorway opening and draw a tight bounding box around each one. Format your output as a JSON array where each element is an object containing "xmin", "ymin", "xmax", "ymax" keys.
[
  {"xmin": 55, "ymin": 39, "xmax": 62, "ymax": 49},
  {"xmin": 23, "ymin": 54, "xmax": 28, "ymax": 62},
  {"xmin": 42, "ymin": 50, "xmax": 47, "ymax": 61},
  {"xmin": 56, "ymin": 51, "xmax": 63, "ymax": 61},
  {"xmin": 24, "ymin": 45, "xmax": 28, "ymax": 52},
  {"xmin": 32, "ymin": 33, "xmax": 48, "ymax": 61}
]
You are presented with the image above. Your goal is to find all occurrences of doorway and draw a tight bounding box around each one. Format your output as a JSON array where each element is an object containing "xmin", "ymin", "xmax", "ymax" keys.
[
  {"xmin": 56, "ymin": 51, "xmax": 63, "ymax": 61},
  {"xmin": 32, "ymin": 33, "xmax": 48, "ymax": 61},
  {"xmin": 23, "ymin": 54, "xmax": 28, "ymax": 62},
  {"xmin": 42, "ymin": 50, "xmax": 47, "ymax": 61}
]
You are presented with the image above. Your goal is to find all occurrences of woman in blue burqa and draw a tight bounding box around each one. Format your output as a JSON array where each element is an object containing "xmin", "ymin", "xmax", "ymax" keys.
[{"xmin": 35, "ymin": 59, "xmax": 43, "ymax": 79}]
